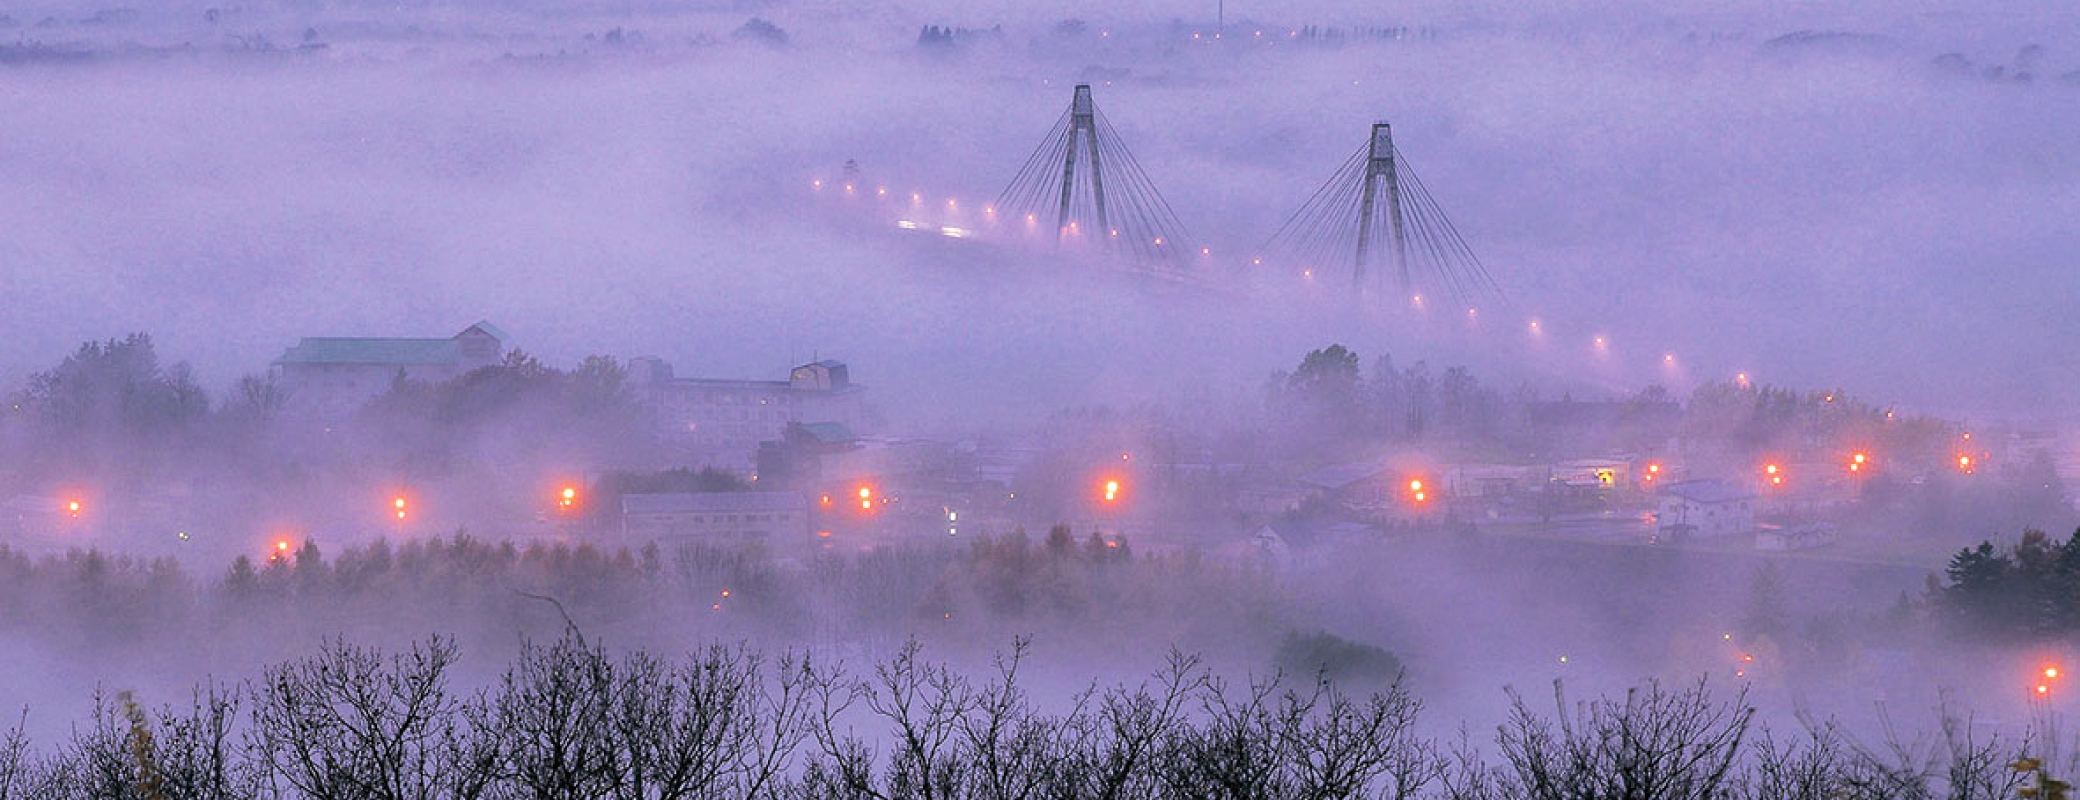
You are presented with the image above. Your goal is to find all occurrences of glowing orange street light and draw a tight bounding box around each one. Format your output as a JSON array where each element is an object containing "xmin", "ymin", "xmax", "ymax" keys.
[
  {"xmin": 858, "ymin": 485, "xmax": 874, "ymax": 511},
  {"xmin": 1958, "ymin": 454, "xmax": 1975, "ymax": 474},
  {"xmin": 65, "ymin": 499, "xmax": 81, "ymax": 518},
  {"xmin": 393, "ymin": 496, "xmax": 408, "ymax": 520},
  {"xmin": 2045, "ymin": 666, "xmax": 2061, "ymax": 679},
  {"xmin": 1764, "ymin": 464, "xmax": 1784, "ymax": 486},
  {"xmin": 1409, "ymin": 479, "xmax": 1428, "ymax": 503},
  {"xmin": 557, "ymin": 486, "xmax": 578, "ymax": 511},
  {"xmin": 1102, "ymin": 479, "xmax": 1121, "ymax": 503}
]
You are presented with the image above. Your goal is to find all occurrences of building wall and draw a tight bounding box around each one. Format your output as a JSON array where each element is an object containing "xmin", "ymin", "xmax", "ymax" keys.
[
  {"xmin": 642, "ymin": 383, "xmax": 864, "ymax": 471},
  {"xmin": 1656, "ymin": 497, "xmax": 1754, "ymax": 539},
  {"xmin": 623, "ymin": 508, "xmax": 809, "ymax": 542},
  {"xmin": 454, "ymin": 329, "xmax": 503, "ymax": 368},
  {"xmin": 279, "ymin": 362, "xmax": 463, "ymax": 417}
]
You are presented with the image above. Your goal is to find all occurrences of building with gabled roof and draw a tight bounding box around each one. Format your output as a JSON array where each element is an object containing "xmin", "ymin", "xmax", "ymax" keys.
[
  {"xmin": 273, "ymin": 321, "xmax": 509, "ymax": 416},
  {"xmin": 1653, "ymin": 479, "xmax": 1756, "ymax": 542}
]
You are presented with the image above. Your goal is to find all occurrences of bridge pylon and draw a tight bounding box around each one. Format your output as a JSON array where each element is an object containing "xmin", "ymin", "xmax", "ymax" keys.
[
  {"xmin": 1255, "ymin": 122, "xmax": 1504, "ymax": 311},
  {"xmin": 997, "ymin": 84, "xmax": 1195, "ymax": 266}
]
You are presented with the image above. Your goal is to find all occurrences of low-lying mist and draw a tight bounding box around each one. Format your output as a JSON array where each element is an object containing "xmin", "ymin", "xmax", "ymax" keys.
[
  {"xmin": 1, "ymin": 1, "xmax": 2076, "ymax": 421},
  {"xmin": 4, "ymin": 1, "xmax": 2080, "ymax": 794}
]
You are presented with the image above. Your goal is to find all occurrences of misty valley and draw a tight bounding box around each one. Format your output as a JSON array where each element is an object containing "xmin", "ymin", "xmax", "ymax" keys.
[{"xmin": 3, "ymin": 0, "xmax": 2080, "ymax": 797}]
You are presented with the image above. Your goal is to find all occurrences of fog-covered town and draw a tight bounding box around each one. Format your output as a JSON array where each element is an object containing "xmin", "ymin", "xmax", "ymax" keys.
[{"xmin": 3, "ymin": 0, "xmax": 2080, "ymax": 796}]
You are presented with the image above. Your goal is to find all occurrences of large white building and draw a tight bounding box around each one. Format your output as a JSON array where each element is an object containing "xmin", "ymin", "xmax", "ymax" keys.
[
  {"xmin": 620, "ymin": 491, "xmax": 810, "ymax": 543},
  {"xmin": 1654, "ymin": 479, "xmax": 1756, "ymax": 542},
  {"xmin": 273, "ymin": 321, "xmax": 508, "ymax": 416},
  {"xmin": 631, "ymin": 358, "xmax": 866, "ymax": 471}
]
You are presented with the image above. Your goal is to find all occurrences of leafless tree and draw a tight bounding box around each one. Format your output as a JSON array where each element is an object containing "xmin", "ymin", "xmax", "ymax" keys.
[
  {"xmin": 483, "ymin": 636, "xmax": 619, "ymax": 799},
  {"xmin": 1493, "ymin": 678, "xmax": 1753, "ymax": 800},
  {"xmin": 1047, "ymin": 649, "xmax": 1203, "ymax": 800},
  {"xmin": 1432, "ymin": 730, "xmax": 1499, "ymax": 800},
  {"xmin": 1287, "ymin": 678, "xmax": 1440, "ymax": 800},
  {"xmin": 1157, "ymin": 669, "xmax": 1438, "ymax": 800},
  {"xmin": 1731, "ymin": 723, "xmax": 1846, "ymax": 800},
  {"xmin": 957, "ymin": 638, "xmax": 1067, "ymax": 800},
  {"xmin": 3, "ymin": 636, "xmax": 2066, "ymax": 800},
  {"xmin": 0, "ymin": 710, "xmax": 29, "ymax": 800},
  {"xmin": 250, "ymin": 636, "xmax": 491, "ymax": 800},
  {"xmin": 1157, "ymin": 672, "xmax": 1289, "ymax": 798},
  {"xmin": 802, "ymin": 639, "xmax": 975, "ymax": 800},
  {"xmin": 1817, "ymin": 699, "xmax": 2030, "ymax": 800},
  {"xmin": 601, "ymin": 643, "xmax": 816, "ymax": 799},
  {"xmin": 155, "ymin": 682, "xmax": 248, "ymax": 800}
]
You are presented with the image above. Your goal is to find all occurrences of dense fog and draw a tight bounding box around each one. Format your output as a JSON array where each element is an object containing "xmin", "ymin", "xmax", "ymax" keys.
[{"xmin": 3, "ymin": 0, "xmax": 2080, "ymax": 795}]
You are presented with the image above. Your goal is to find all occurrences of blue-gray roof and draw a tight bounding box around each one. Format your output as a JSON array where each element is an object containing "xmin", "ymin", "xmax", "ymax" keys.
[
  {"xmin": 461, "ymin": 320, "xmax": 510, "ymax": 342},
  {"xmin": 797, "ymin": 422, "xmax": 856, "ymax": 443},
  {"xmin": 274, "ymin": 322, "xmax": 507, "ymax": 366},
  {"xmin": 621, "ymin": 491, "xmax": 806, "ymax": 515},
  {"xmin": 275, "ymin": 337, "xmax": 461, "ymax": 366}
]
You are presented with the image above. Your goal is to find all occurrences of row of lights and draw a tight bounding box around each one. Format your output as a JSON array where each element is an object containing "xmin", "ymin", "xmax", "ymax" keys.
[
  {"xmin": 810, "ymin": 177, "xmax": 1878, "ymax": 402},
  {"xmin": 812, "ymin": 177, "xmax": 1802, "ymax": 398},
  {"xmin": 816, "ymin": 180, "xmax": 1220, "ymax": 256}
]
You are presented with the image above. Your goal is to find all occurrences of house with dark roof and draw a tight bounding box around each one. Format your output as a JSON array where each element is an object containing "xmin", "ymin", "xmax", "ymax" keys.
[{"xmin": 272, "ymin": 321, "xmax": 509, "ymax": 416}]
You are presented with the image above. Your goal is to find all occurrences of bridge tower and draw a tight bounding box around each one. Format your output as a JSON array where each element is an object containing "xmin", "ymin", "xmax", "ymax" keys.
[
  {"xmin": 1055, "ymin": 85, "xmax": 1108, "ymax": 243},
  {"xmin": 996, "ymin": 84, "xmax": 1195, "ymax": 265},
  {"xmin": 1353, "ymin": 123, "xmax": 1412, "ymax": 294},
  {"xmin": 1255, "ymin": 122, "xmax": 1504, "ymax": 310}
]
